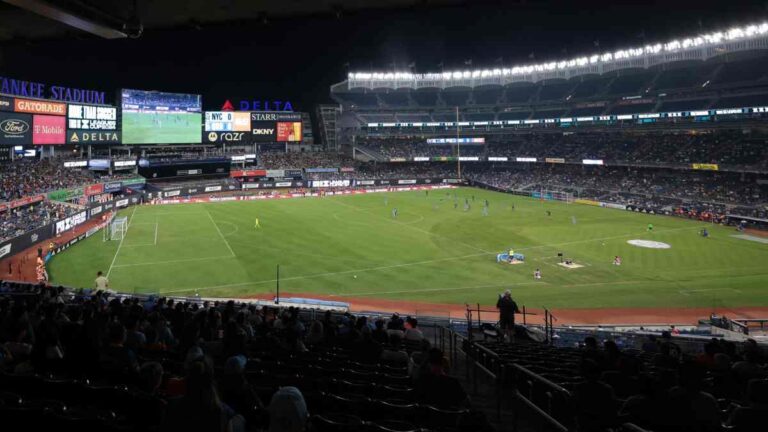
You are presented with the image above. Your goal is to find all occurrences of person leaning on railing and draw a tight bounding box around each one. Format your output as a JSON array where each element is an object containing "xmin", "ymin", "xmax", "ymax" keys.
[{"xmin": 496, "ymin": 290, "xmax": 520, "ymax": 343}]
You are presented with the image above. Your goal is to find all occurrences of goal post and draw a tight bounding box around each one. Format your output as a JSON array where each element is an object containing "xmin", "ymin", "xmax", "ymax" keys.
[
  {"xmin": 104, "ymin": 216, "xmax": 128, "ymax": 241},
  {"xmin": 532, "ymin": 190, "xmax": 574, "ymax": 204}
]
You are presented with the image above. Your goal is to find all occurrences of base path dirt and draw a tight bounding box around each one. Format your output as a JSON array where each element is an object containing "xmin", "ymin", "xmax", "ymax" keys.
[
  {"xmin": 0, "ymin": 216, "xmax": 108, "ymax": 284},
  {"xmin": 242, "ymin": 291, "xmax": 768, "ymax": 326}
]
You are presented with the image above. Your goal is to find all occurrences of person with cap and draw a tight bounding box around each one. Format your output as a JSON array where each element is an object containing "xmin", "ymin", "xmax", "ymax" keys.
[
  {"xmin": 162, "ymin": 355, "xmax": 244, "ymax": 432},
  {"xmin": 268, "ymin": 386, "xmax": 308, "ymax": 432},
  {"xmin": 496, "ymin": 290, "xmax": 520, "ymax": 343},
  {"xmin": 220, "ymin": 355, "xmax": 263, "ymax": 423}
]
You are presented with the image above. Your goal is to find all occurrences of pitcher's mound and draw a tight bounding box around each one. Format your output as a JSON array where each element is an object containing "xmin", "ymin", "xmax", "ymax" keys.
[
  {"xmin": 627, "ymin": 239, "xmax": 671, "ymax": 249},
  {"xmin": 558, "ymin": 262, "xmax": 584, "ymax": 269}
]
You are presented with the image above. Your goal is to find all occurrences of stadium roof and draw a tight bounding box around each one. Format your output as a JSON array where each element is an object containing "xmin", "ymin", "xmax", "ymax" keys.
[
  {"xmin": 0, "ymin": 0, "xmax": 463, "ymax": 41},
  {"xmin": 343, "ymin": 21, "xmax": 768, "ymax": 89}
]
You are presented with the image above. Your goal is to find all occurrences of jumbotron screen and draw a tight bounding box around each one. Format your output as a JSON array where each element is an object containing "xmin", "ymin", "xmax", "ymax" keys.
[{"xmin": 120, "ymin": 89, "xmax": 202, "ymax": 144}]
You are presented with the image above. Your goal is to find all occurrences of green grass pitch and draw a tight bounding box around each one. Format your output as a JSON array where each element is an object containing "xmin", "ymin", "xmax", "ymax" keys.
[
  {"xmin": 48, "ymin": 187, "xmax": 768, "ymax": 309},
  {"xmin": 122, "ymin": 112, "xmax": 202, "ymax": 144}
]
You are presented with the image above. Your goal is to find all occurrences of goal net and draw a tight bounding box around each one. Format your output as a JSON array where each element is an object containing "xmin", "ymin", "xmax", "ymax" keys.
[
  {"xmin": 531, "ymin": 190, "xmax": 574, "ymax": 204},
  {"xmin": 104, "ymin": 216, "xmax": 128, "ymax": 241}
]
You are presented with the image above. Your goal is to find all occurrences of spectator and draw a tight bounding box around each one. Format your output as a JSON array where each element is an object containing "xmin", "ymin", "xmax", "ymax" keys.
[
  {"xmin": 380, "ymin": 333, "xmax": 409, "ymax": 367},
  {"xmin": 372, "ymin": 318, "xmax": 389, "ymax": 344},
  {"xmin": 219, "ymin": 355, "xmax": 263, "ymax": 421},
  {"xmin": 727, "ymin": 379, "xmax": 768, "ymax": 432},
  {"xmin": 496, "ymin": 290, "xmax": 519, "ymax": 343},
  {"xmin": 414, "ymin": 348, "xmax": 470, "ymax": 409},
  {"xmin": 404, "ymin": 317, "xmax": 424, "ymax": 342},
  {"xmin": 268, "ymin": 386, "xmax": 308, "ymax": 432},
  {"xmin": 99, "ymin": 322, "xmax": 139, "ymax": 374},
  {"xmin": 665, "ymin": 361, "xmax": 720, "ymax": 432},
  {"xmin": 573, "ymin": 359, "xmax": 619, "ymax": 432},
  {"xmin": 163, "ymin": 357, "xmax": 244, "ymax": 432}
]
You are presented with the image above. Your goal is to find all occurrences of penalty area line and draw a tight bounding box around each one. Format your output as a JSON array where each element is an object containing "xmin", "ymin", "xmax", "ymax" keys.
[
  {"xmin": 205, "ymin": 207, "xmax": 237, "ymax": 258},
  {"xmin": 111, "ymin": 255, "xmax": 237, "ymax": 268},
  {"xmin": 106, "ymin": 205, "xmax": 137, "ymax": 278}
]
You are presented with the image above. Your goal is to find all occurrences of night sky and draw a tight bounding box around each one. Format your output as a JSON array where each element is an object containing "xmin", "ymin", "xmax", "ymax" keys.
[{"xmin": 0, "ymin": 0, "xmax": 765, "ymax": 111}]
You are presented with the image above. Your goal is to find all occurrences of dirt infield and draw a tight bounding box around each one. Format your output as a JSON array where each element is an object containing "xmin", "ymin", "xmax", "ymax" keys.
[
  {"xmin": 745, "ymin": 228, "xmax": 768, "ymax": 238},
  {"xmin": 243, "ymin": 291, "xmax": 768, "ymax": 326},
  {"xmin": 0, "ymin": 216, "xmax": 108, "ymax": 284},
  {"xmin": 3, "ymin": 216, "xmax": 767, "ymax": 326}
]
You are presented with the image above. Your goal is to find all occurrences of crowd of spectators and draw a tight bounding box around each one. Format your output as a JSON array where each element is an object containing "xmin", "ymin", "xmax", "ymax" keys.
[
  {"xmin": 357, "ymin": 130, "xmax": 768, "ymax": 169},
  {"xmin": 257, "ymin": 152, "xmax": 356, "ymax": 170},
  {"xmin": 0, "ymin": 201, "xmax": 79, "ymax": 243},
  {"xmin": 466, "ymin": 165, "xmax": 767, "ymax": 218},
  {"xmin": 479, "ymin": 332, "xmax": 767, "ymax": 432},
  {"xmin": 0, "ymin": 158, "xmax": 139, "ymax": 243},
  {"xmin": 0, "ymin": 283, "xmax": 483, "ymax": 431},
  {"xmin": 0, "ymin": 159, "xmax": 94, "ymax": 202}
]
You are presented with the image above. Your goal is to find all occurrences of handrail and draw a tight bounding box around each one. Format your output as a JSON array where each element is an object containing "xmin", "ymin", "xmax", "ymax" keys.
[
  {"xmin": 512, "ymin": 387, "xmax": 570, "ymax": 432},
  {"xmin": 510, "ymin": 363, "xmax": 572, "ymax": 397},
  {"xmin": 621, "ymin": 423, "xmax": 652, "ymax": 432}
]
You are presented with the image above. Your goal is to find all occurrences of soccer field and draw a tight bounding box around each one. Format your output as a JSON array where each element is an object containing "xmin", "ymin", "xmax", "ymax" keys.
[
  {"xmin": 122, "ymin": 112, "xmax": 203, "ymax": 144},
  {"xmin": 48, "ymin": 188, "xmax": 768, "ymax": 309}
]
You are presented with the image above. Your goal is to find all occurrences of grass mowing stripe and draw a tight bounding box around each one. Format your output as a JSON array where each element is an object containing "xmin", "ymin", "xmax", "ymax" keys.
[
  {"xmin": 330, "ymin": 196, "xmax": 494, "ymax": 254},
  {"xmin": 160, "ymin": 251, "xmax": 492, "ymax": 295}
]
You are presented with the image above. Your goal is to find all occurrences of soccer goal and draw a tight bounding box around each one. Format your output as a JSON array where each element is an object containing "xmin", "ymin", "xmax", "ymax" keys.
[
  {"xmin": 532, "ymin": 190, "xmax": 575, "ymax": 204},
  {"xmin": 104, "ymin": 216, "xmax": 128, "ymax": 241}
]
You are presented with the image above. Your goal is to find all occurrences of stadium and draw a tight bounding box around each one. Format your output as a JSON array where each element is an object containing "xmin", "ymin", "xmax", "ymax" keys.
[{"xmin": 0, "ymin": 2, "xmax": 767, "ymax": 432}]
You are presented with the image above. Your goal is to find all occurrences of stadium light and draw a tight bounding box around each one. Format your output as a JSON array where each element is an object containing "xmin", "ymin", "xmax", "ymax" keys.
[{"xmin": 349, "ymin": 21, "xmax": 768, "ymax": 82}]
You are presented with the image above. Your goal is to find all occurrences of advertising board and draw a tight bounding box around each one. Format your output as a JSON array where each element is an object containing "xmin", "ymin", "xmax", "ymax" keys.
[{"xmin": 32, "ymin": 115, "xmax": 66, "ymax": 144}]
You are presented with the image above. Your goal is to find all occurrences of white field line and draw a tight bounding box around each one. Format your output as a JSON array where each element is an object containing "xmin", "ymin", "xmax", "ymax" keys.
[
  {"xmin": 154, "ymin": 221, "xmax": 158, "ymax": 245},
  {"xmin": 679, "ymin": 288, "xmax": 742, "ymax": 296},
  {"xmin": 106, "ymin": 205, "xmax": 137, "ymax": 278},
  {"xmin": 160, "ymin": 251, "xmax": 491, "ymax": 294},
  {"xmin": 328, "ymin": 282, "xmax": 542, "ymax": 296},
  {"xmin": 156, "ymin": 225, "xmax": 702, "ymax": 296},
  {"xmin": 134, "ymin": 212, "xmax": 208, "ymax": 216},
  {"xmin": 112, "ymin": 255, "xmax": 236, "ymax": 268},
  {"xmin": 205, "ymin": 207, "xmax": 236, "ymax": 257}
]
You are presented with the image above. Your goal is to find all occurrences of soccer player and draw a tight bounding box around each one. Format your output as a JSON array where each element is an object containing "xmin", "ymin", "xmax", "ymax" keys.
[
  {"xmin": 534, "ymin": 268, "xmax": 542, "ymax": 280},
  {"xmin": 392, "ymin": 208, "xmax": 398, "ymax": 218},
  {"xmin": 464, "ymin": 202, "xmax": 470, "ymax": 212},
  {"xmin": 571, "ymin": 215, "xmax": 577, "ymax": 225},
  {"xmin": 454, "ymin": 202, "xmax": 458, "ymax": 210},
  {"xmin": 482, "ymin": 206, "xmax": 489, "ymax": 217},
  {"xmin": 254, "ymin": 218, "xmax": 261, "ymax": 229},
  {"xmin": 647, "ymin": 223, "xmax": 653, "ymax": 232},
  {"xmin": 700, "ymin": 228, "xmax": 709, "ymax": 238},
  {"xmin": 613, "ymin": 256, "xmax": 622, "ymax": 266},
  {"xmin": 546, "ymin": 210, "xmax": 551, "ymax": 217}
]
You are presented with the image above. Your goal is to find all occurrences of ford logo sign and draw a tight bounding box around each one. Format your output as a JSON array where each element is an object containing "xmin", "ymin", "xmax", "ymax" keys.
[{"xmin": 0, "ymin": 119, "xmax": 30, "ymax": 134}]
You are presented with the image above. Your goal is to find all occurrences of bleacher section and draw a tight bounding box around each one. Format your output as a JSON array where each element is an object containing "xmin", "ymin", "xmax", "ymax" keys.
[
  {"xmin": 333, "ymin": 53, "xmax": 768, "ymax": 129},
  {"xmin": 0, "ymin": 283, "xmax": 487, "ymax": 431},
  {"xmin": 468, "ymin": 336, "xmax": 767, "ymax": 432}
]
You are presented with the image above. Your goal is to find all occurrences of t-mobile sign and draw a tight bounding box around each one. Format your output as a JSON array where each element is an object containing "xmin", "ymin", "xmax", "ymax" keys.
[{"xmin": 32, "ymin": 114, "xmax": 66, "ymax": 144}]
